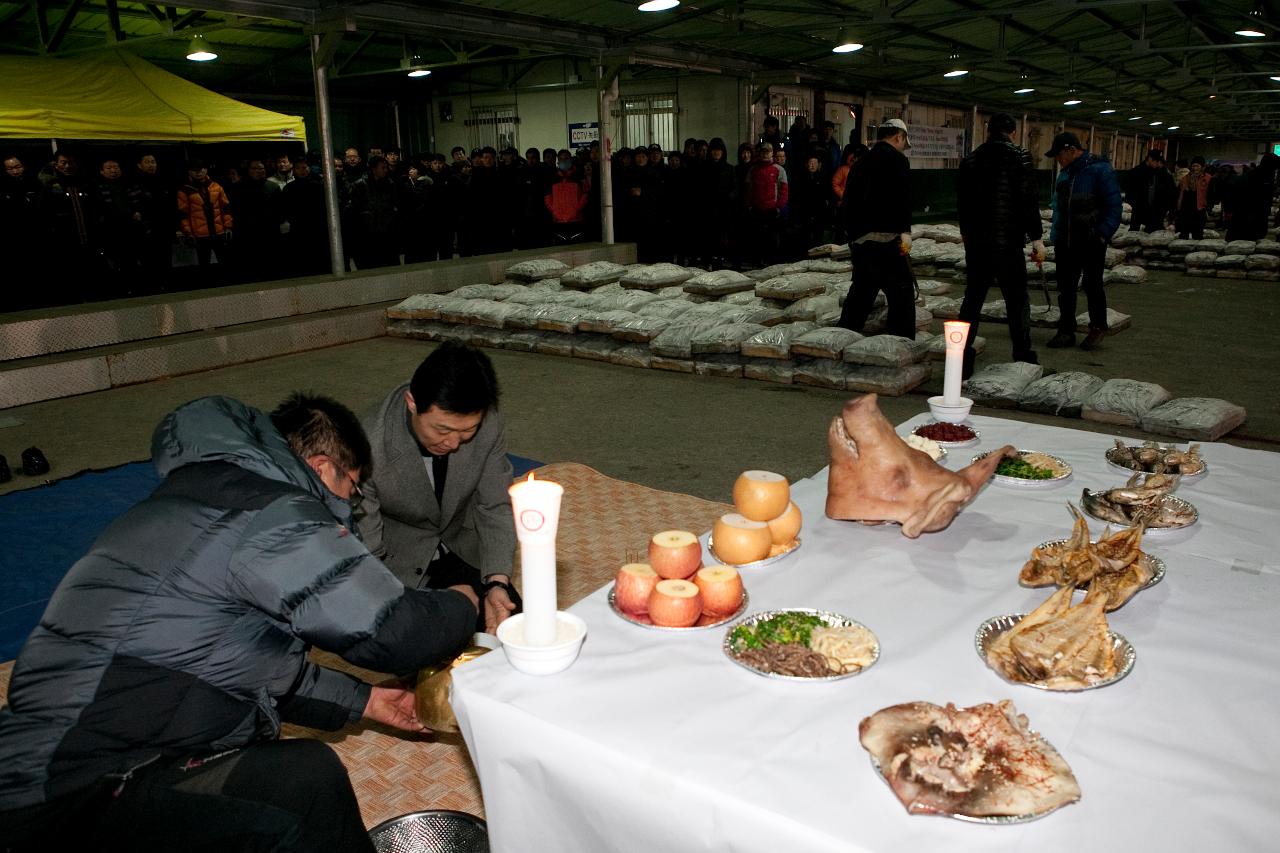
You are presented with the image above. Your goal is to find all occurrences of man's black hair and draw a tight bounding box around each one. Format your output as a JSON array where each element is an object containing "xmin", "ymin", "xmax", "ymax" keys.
[
  {"xmin": 988, "ymin": 112, "xmax": 1017, "ymax": 135},
  {"xmin": 409, "ymin": 342, "xmax": 500, "ymax": 415},
  {"xmin": 271, "ymin": 392, "xmax": 372, "ymax": 474},
  {"xmin": 186, "ymin": 158, "xmax": 206, "ymax": 171},
  {"xmin": 368, "ymin": 155, "xmax": 388, "ymax": 169},
  {"xmin": 480, "ymin": 146, "xmax": 497, "ymax": 157},
  {"xmin": 386, "ymin": 146, "xmax": 401, "ymax": 156},
  {"xmin": 1192, "ymin": 155, "xmax": 1206, "ymax": 166},
  {"xmin": 763, "ymin": 115, "xmax": 780, "ymax": 127},
  {"xmin": 451, "ymin": 146, "xmax": 466, "ymax": 156}
]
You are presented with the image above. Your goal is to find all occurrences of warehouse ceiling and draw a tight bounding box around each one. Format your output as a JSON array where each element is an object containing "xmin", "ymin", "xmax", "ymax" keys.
[{"xmin": 2, "ymin": 0, "xmax": 1279, "ymax": 139}]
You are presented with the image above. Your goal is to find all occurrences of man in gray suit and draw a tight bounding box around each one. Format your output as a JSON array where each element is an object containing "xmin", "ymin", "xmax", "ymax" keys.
[{"xmin": 357, "ymin": 343, "xmax": 520, "ymax": 633}]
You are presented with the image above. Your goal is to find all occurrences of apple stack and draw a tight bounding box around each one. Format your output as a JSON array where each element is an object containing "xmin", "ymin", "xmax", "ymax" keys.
[
  {"xmin": 710, "ymin": 471, "xmax": 802, "ymax": 566},
  {"xmin": 613, "ymin": 530, "xmax": 744, "ymax": 627}
]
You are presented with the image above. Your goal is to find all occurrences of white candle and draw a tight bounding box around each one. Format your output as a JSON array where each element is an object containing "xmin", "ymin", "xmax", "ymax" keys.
[
  {"xmin": 508, "ymin": 473, "xmax": 564, "ymax": 647},
  {"xmin": 942, "ymin": 320, "xmax": 970, "ymax": 407}
]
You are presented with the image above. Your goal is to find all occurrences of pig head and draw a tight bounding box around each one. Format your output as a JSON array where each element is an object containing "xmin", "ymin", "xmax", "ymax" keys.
[{"xmin": 825, "ymin": 395, "xmax": 1015, "ymax": 538}]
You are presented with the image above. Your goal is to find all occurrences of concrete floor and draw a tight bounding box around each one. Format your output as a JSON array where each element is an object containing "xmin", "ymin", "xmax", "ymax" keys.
[{"xmin": 0, "ymin": 268, "xmax": 1276, "ymax": 501}]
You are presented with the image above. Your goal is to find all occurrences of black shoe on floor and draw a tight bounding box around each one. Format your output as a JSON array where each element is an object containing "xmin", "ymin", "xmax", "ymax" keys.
[
  {"xmin": 21, "ymin": 446, "xmax": 49, "ymax": 476},
  {"xmin": 0, "ymin": 455, "xmax": 10, "ymax": 483},
  {"xmin": 1080, "ymin": 328, "xmax": 1107, "ymax": 351},
  {"xmin": 1046, "ymin": 332, "xmax": 1075, "ymax": 348}
]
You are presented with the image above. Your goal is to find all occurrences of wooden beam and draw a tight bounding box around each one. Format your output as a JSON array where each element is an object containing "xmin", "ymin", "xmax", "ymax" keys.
[{"xmin": 46, "ymin": 0, "xmax": 87, "ymax": 53}]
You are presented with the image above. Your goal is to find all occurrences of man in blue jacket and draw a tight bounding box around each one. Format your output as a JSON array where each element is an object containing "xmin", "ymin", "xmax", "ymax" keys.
[
  {"xmin": 0, "ymin": 394, "xmax": 480, "ymax": 852},
  {"xmin": 1045, "ymin": 132, "xmax": 1122, "ymax": 350}
]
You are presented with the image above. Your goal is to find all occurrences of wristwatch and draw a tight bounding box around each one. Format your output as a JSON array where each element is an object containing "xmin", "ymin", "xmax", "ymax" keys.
[{"xmin": 480, "ymin": 578, "xmax": 523, "ymax": 612}]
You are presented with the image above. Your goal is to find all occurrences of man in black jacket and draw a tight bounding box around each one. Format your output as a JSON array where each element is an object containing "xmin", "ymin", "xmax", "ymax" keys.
[
  {"xmin": 837, "ymin": 118, "xmax": 915, "ymax": 338},
  {"xmin": 0, "ymin": 394, "xmax": 479, "ymax": 852},
  {"xmin": 956, "ymin": 113, "xmax": 1045, "ymax": 375},
  {"xmin": 347, "ymin": 155, "xmax": 402, "ymax": 269},
  {"xmin": 1126, "ymin": 149, "xmax": 1175, "ymax": 233}
]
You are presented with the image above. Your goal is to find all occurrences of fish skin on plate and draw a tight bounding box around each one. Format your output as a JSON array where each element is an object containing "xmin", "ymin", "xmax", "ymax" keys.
[{"xmin": 859, "ymin": 700, "xmax": 1080, "ymax": 819}]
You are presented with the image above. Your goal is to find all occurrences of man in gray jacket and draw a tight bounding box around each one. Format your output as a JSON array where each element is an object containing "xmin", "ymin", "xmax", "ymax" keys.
[
  {"xmin": 0, "ymin": 394, "xmax": 479, "ymax": 852},
  {"xmin": 358, "ymin": 342, "xmax": 520, "ymax": 634}
]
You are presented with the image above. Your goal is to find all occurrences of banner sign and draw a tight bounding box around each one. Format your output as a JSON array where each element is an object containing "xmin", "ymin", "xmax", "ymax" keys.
[
  {"xmin": 908, "ymin": 124, "xmax": 967, "ymax": 159},
  {"xmin": 569, "ymin": 122, "xmax": 599, "ymax": 149}
]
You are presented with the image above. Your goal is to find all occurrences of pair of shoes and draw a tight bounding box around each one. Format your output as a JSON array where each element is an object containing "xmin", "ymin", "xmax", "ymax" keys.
[
  {"xmin": 21, "ymin": 447, "xmax": 49, "ymax": 477},
  {"xmin": 1046, "ymin": 332, "xmax": 1076, "ymax": 348},
  {"xmin": 0, "ymin": 455, "xmax": 10, "ymax": 483},
  {"xmin": 1080, "ymin": 328, "xmax": 1107, "ymax": 351}
]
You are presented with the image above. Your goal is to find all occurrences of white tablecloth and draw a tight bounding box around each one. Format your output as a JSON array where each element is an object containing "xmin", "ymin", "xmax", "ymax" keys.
[{"xmin": 453, "ymin": 414, "xmax": 1280, "ymax": 852}]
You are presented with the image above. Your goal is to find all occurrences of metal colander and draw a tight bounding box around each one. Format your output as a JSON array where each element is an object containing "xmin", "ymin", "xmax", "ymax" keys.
[{"xmin": 367, "ymin": 810, "xmax": 489, "ymax": 853}]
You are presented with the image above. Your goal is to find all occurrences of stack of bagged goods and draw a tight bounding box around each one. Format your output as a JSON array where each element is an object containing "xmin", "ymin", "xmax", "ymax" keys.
[
  {"xmin": 709, "ymin": 470, "xmax": 802, "ymax": 565},
  {"xmin": 611, "ymin": 529, "xmax": 745, "ymax": 627}
]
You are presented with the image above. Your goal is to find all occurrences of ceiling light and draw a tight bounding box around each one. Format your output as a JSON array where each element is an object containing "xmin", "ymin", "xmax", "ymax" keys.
[
  {"xmin": 638, "ymin": 0, "xmax": 679, "ymax": 10},
  {"xmin": 832, "ymin": 27, "xmax": 863, "ymax": 53},
  {"xmin": 186, "ymin": 35, "xmax": 217, "ymax": 62},
  {"xmin": 1149, "ymin": 120, "xmax": 1163, "ymax": 126},
  {"xmin": 1271, "ymin": 76, "xmax": 1280, "ymax": 82},
  {"xmin": 1014, "ymin": 87, "xmax": 1035, "ymax": 94},
  {"xmin": 944, "ymin": 69, "xmax": 969, "ymax": 78},
  {"xmin": 1167, "ymin": 125, "xmax": 1180, "ymax": 130},
  {"xmin": 1236, "ymin": 28, "xmax": 1265, "ymax": 37},
  {"xmin": 944, "ymin": 49, "xmax": 966, "ymax": 77},
  {"xmin": 1128, "ymin": 115, "xmax": 1142, "ymax": 121},
  {"xmin": 1206, "ymin": 134, "xmax": 1215, "ymax": 138},
  {"xmin": 1099, "ymin": 108, "xmax": 1117, "ymax": 114},
  {"xmin": 1064, "ymin": 98, "xmax": 1082, "ymax": 106},
  {"xmin": 407, "ymin": 69, "xmax": 431, "ymax": 78}
]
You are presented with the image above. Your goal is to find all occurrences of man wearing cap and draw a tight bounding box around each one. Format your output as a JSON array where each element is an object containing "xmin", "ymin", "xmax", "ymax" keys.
[
  {"xmin": 956, "ymin": 113, "xmax": 1045, "ymax": 375},
  {"xmin": 837, "ymin": 118, "xmax": 915, "ymax": 339},
  {"xmin": 1126, "ymin": 149, "xmax": 1176, "ymax": 234},
  {"xmin": 1045, "ymin": 131, "xmax": 1122, "ymax": 351}
]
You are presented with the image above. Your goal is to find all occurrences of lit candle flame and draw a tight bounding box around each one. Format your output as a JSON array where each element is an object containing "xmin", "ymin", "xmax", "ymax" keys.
[{"xmin": 527, "ymin": 472, "xmax": 535, "ymax": 483}]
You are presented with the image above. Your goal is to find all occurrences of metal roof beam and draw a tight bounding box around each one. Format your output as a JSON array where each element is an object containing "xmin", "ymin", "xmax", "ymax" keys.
[{"xmin": 46, "ymin": 0, "xmax": 87, "ymax": 52}]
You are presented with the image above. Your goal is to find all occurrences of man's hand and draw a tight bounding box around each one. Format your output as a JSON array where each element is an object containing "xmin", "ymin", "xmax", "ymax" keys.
[
  {"xmin": 482, "ymin": 574, "xmax": 518, "ymax": 633},
  {"xmin": 1030, "ymin": 239, "xmax": 1046, "ymax": 263},
  {"xmin": 363, "ymin": 685, "xmax": 428, "ymax": 734}
]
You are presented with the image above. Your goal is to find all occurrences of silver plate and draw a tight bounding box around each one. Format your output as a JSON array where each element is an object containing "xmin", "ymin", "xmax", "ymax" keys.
[
  {"xmin": 1081, "ymin": 494, "xmax": 1199, "ymax": 535},
  {"xmin": 723, "ymin": 608, "xmax": 879, "ymax": 682},
  {"xmin": 912, "ymin": 421, "xmax": 981, "ymax": 447},
  {"xmin": 1026, "ymin": 539, "xmax": 1166, "ymax": 593},
  {"xmin": 975, "ymin": 613, "xmax": 1136, "ymax": 691},
  {"xmin": 707, "ymin": 534, "xmax": 801, "ymax": 570},
  {"xmin": 608, "ymin": 586, "xmax": 749, "ymax": 631},
  {"xmin": 866, "ymin": 753, "xmax": 1073, "ymax": 825},
  {"xmin": 973, "ymin": 449, "xmax": 1073, "ymax": 486},
  {"xmin": 1104, "ymin": 446, "xmax": 1208, "ymax": 483}
]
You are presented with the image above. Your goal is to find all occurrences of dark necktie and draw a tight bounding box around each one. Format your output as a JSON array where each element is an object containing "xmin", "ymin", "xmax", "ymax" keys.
[{"xmin": 432, "ymin": 453, "xmax": 448, "ymax": 505}]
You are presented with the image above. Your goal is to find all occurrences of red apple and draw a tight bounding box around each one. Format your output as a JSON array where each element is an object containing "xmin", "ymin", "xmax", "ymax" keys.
[
  {"xmin": 694, "ymin": 565, "xmax": 744, "ymax": 616},
  {"xmin": 614, "ymin": 563, "xmax": 659, "ymax": 615},
  {"xmin": 648, "ymin": 530, "xmax": 703, "ymax": 580},
  {"xmin": 648, "ymin": 579, "xmax": 703, "ymax": 627}
]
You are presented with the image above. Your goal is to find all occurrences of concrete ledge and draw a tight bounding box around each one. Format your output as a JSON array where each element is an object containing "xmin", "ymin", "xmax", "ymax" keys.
[{"xmin": 0, "ymin": 244, "xmax": 635, "ymax": 362}]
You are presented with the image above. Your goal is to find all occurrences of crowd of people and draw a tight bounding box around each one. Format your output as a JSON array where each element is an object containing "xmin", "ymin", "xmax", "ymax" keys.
[{"xmin": 1124, "ymin": 148, "xmax": 1279, "ymax": 240}]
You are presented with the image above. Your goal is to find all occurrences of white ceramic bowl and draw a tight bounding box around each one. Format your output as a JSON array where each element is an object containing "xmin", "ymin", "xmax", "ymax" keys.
[
  {"xmin": 927, "ymin": 395, "xmax": 974, "ymax": 424},
  {"xmin": 496, "ymin": 612, "xmax": 587, "ymax": 675}
]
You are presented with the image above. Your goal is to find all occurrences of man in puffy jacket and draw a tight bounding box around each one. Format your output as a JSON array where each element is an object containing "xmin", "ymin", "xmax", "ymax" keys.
[
  {"xmin": 957, "ymin": 113, "xmax": 1045, "ymax": 375},
  {"xmin": 745, "ymin": 142, "xmax": 789, "ymax": 266},
  {"xmin": 0, "ymin": 394, "xmax": 479, "ymax": 852},
  {"xmin": 837, "ymin": 118, "xmax": 915, "ymax": 338},
  {"xmin": 1046, "ymin": 132, "xmax": 1122, "ymax": 350},
  {"xmin": 544, "ymin": 148, "xmax": 589, "ymax": 243},
  {"xmin": 176, "ymin": 159, "xmax": 233, "ymax": 275}
]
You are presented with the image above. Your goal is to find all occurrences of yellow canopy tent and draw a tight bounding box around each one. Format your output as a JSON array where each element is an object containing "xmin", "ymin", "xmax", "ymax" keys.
[{"xmin": 0, "ymin": 51, "xmax": 305, "ymax": 142}]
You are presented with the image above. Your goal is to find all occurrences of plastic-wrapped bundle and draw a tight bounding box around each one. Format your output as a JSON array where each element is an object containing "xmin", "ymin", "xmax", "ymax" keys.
[
  {"xmin": 651, "ymin": 355, "xmax": 695, "ymax": 373},
  {"xmin": 842, "ymin": 334, "xmax": 926, "ymax": 367},
  {"xmin": 1139, "ymin": 230, "xmax": 1176, "ymax": 248},
  {"xmin": 963, "ymin": 361, "xmax": 1045, "ymax": 408},
  {"xmin": 608, "ymin": 344, "xmax": 653, "ymax": 369},
  {"xmin": 784, "ymin": 293, "xmax": 841, "ymax": 321},
  {"xmin": 636, "ymin": 299, "xmax": 695, "ymax": 320},
  {"xmin": 578, "ymin": 309, "xmax": 641, "ymax": 334},
  {"xmin": 806, "ymin": 258, "xmax": 852, "ymax": 273},
  {"xmin": 1245, "ymin": 254, "xmax": 1280, "ymax": 270},
  {"xmin": 861, "ymin": 306, "xmax": 932, "ymax": 335},
  {"xmin": 683, "ymin": 269, "xmax": 756, "ymax": 296},
  {"xmin": 844, "ymin": 362, "xmax": 931, "ymax": 396},
  {"xmin": 739, "ymin": 321, "xmax": 819, "ymax": 359},
  {"xmin": 1225, "ymin": 240, "xmax": 1257, "ymax": 255},
  {"xmin": 448, "ymin": 283, "xmax": 498, "ymax": 300},
  {"xmin": 610, "ymin": 315, "xmax": 673, "ymax": 343},
  {"xmin": 561, "ymin": 260, "xmax": 629, "ymax": 289},
  {"xmin": 1197, "ymin": 239, "xmax": 1228, "ymax": 253},
  {"xmin": 649, "ymin": 319, "xmax": 727, "ymax": 358},
  {"xmin": 531, "ymin": 332, "xmax": 577, "ymax": 357},
  {"xmin": 980, "ymin": 300, "xmax": 1007, "ymax": 321},
  {"xmin": 1025, "ymin": 261, "xmax": 1057, "ymax": 278},
  {"xmin": 1214, "ymin": 254, "xmax": 1247, "ymax": 268},
  {"xmin": 1104, "ymin": 248, "xmax": 1127, "ymax": 267},
  {"xmin": 1081, "ymin": 378, "xmax": 1173, "ymax": 427},
  {"xmin": 534, "ymin": 305, "xmax": 590, "ymax": 333},
  {"xmin": 386, "ymin": 318, "xmax": 448, "ymax": 340},
  {"xmin": 746, "ymin": 262, "xmax": 810, "ymax": 281},
  {"xmin": 488, "ymin": 283, "xmax": 531, "ymax": 300},
  {"xmin": 468, "ymin": 328, "xmax": 506, "ymax": 349},
  {"xmin": 500, "ymin": 304, "xmax": 543, "ymax": 330},
  {"xmin": 1182, "ymin": 251, "xmax": 1219, "ymax": 269},
  {"xmin": 572, "ymin": 338, "xmax": 624, "ymax": 362},
  {"xmin": 498, "ymin": 330, "xmax": 547, "ymax": 352},
  {"xmin": 721, "ymin": 291, "xmax": 766, "ymax": 306},
  {"xmin": 754, "ymin": 272, "xmax": 830, "ymax": 301},
  {"xmin": 1140, "ymin": 397, "xmax": 1247, "ymax": 441},
  {"xmin": 694, "ymin": 355, "xmax": 745, "ymax": 378},
  {"xmin": 1168, "ymin": 240, "xmax": 1199, "ymax": 255},
  {"xmin": 916, "ymin": 279, "xmax": 952, "ymax": 296},
  {"xmin": 506, "ymin": 258, "xmax": 570, "ymax": 281},
  {"xmin": 923, "ymin": 295, "xmax": 961, "ymax": 319},
  {"xmin": 386, "ymin": 293, "xmax": 458, "ymax": 320},
  {"xmin": 1102, "ymin": 266, "xmax": 1147, "ymax": 284},
  {"xmin": 691, "ymin": 322, "xmax": 769, "ymax": 354},
  {"xmin": 743, "ymin": 360, "xmax": 796, "ymax": 384},
  {"xmin": 620, "ymin": 263, "xmax": 697, "ymax": 290},
  {"xmin": 734, "ymin": 307, "xmax": 788, "ymax": 326},
  {"xmin": 528, "ymin": 278, "xmax": 564, "ymax": 291},
  {"xmin": 790, "ymin": 327, "xmax": 864, "ymax": 359},
  {"xmin": 1017, "ymin": 372, "xmax": 1105, "ymax": 418},
  {"xmin": 794, "ymin": 360, "xmax": 861, "ymax": 390}
]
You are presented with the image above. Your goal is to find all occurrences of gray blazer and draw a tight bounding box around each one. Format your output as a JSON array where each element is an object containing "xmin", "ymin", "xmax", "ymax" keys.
[{"xmin": 357, "ymin": 382, "xmax": 517, "ymax": 588}]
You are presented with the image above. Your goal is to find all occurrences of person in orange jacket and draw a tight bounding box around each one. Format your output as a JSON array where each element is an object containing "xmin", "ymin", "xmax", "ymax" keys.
[
  {"xmin": 176, "ymin": 159, "xmax": 233, "ymax": 272},
  {"xmin": 544, "ymin": 149, "xmax": 589, "ymax": 243}
]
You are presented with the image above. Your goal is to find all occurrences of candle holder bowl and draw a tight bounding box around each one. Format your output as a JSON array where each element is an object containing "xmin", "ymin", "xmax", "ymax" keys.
[
  {"xmin": 496, "ymin": 612, "xmax": 587, "ymax": 675},
  {"xmin": 928, "ymin": 395, "xmax": 974, "ymax": 424}
]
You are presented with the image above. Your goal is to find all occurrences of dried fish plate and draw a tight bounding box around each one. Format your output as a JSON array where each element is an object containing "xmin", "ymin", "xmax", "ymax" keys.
[
  {"xmin": 1081, "ymin": 495, "xmax": 1199, "ymax": 535},
  {"xmin": 723, "ymin": 608, "xmax": 879, "ymax": 682},
  {"xmin": 1024, "ymin": 539, "xmax": 1166, "ymax": 593},
  {"xmin": 1105, "ymin": 445, "xmax": 1208, "ymax": 482},
  {"xmin": 608, "ymin": 587, "xmax": 749, "ymax": 632},
  {"xmin": 975, "ymin": 613, "xmax": 1136, "ymax": 692}
]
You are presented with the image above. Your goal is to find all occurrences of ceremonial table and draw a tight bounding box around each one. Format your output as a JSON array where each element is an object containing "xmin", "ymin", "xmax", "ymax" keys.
[{"xmin": 452, "ymin": 413, "xmax": 1280, "ymax": 852}]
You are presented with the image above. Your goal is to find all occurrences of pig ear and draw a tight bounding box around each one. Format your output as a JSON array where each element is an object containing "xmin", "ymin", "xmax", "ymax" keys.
[
  {"xmin": 900, "ymin": 479, "xmax": 971, "ymax": 538},
  {"xmin": 958, "ymin": 444, "xmax": 1017, "ymax": 492}
]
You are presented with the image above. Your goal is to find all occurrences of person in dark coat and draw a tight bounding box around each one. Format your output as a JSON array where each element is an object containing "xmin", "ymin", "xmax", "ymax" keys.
[
  {"xmin": 0, "ymin": 393, "xmax": 479, "ymax": 852},
  {"xmin": 1, "ymin": 154, "xmax": 47, "ymax": 310},
  {"xmin": 86, "ymin": 157, "xmax": 140, "ymax": 295},
  {"xmin": 128, "ymin": 153, "xmax": 174, "ymax": 293},
  {"xmin": 280, "ymin": 155, "xmax": 331, "ymax": 276},
  {"xmin": 1226, "ymin": 153, "xmax": 1279, "ymax": 241},
  {"xmin": 227, "ymin": 159, "xmax": 283, "ymax": 282},
  {"xmin": 38, "ymin": 151, "xmax": 97, "ymax": 298},
  {"xmin": 1046, "ymin": 132, "xmax": 1122, "ymax": 351},
  {"xmin": 1125, "ymin": 149, "xmax": 1176, "ymax": 233},
  {"xmin": 837, "ymin": 119, "xmax": 915, "ymax": 338},
  {"xmin": 956, "ymin": 113, "xmax": 1045, "ymax": 375},
  {"xmin": 346, "ymin": 155, "xmax": 402, "ymax": 269},
  {"xmin": 695, "ymin": 137, "xmax": 736, "ymax": 267},
  {"xmin": 788, "ymin": 152, "xmax": 833, "ymax": 257},
  {"xmin": 462, "ymin": 147, "xmax": 503, "ymax": 256}
]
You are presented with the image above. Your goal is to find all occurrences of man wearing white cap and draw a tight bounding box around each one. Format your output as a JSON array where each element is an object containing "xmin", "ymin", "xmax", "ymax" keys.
[{"xmin": 837, "ymin": 118, "xmax": 916, "ymax": 338}]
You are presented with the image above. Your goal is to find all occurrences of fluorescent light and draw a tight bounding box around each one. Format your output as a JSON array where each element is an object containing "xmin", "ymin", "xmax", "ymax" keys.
[
  {"xmin": 1064, "ymin": 98, "xmax": 1082, "ymax": 106},
  {"xmin": 1206, "ymin": 134, "xmax": 1215, "ymax": 138},
  {"xmin": 1236, "ymin": 28, "xmax": 1266, "ymax": 37},
  {"xmin": 1149, "ymin": 120, "xmax": 1163, "ymax": 126},
  {"xmin": 1271, "ymin": 75, "xmax": 1280, "ymax": 81},
  {"xmin": 833, "ymin": 27, "xmax": 863, "ymax": 53},
  {"xmin": 1167, "ymin": 125, "xmax": 1180, "ymax": 130},
  {"xmin": 186, "ymin": 35, "xmax": 217, "ymax": 62},
  {"xmin": 1099, "ymin": 108, "xmax": 1117, "ymax": 114},
  {"xmin": 407, "ymin": 69, "xmax": 431, "ymax": 77},
  {"xmin": 638, "ymin": 0, "xmax": 679, "ymax": 10},
  {"xmin": 1014, "ymin": 87, "xmax": 1035, "ymax": 94},
  {"xmin": 943, "ymin": 69, "xmax": 968, "ymax": 78},
  {"xmin": 1128, "ymin": 115, "xmax": 1142, "ymax": 121}
]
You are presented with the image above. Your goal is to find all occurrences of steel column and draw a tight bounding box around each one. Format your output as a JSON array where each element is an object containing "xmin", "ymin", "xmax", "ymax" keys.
[{"xmin": 312, "ymin": 32, "xmax": 346, "ymax": 277}]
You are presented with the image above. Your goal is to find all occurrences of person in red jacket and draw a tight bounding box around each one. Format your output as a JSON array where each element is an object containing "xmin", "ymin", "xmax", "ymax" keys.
[
  {"xmin": 745, "ymin": 142, "xmax": 789, "ymax": 267},
  {"xmin": 544, "ymin": 149, "xmax": 589, "ymax": 243}
]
